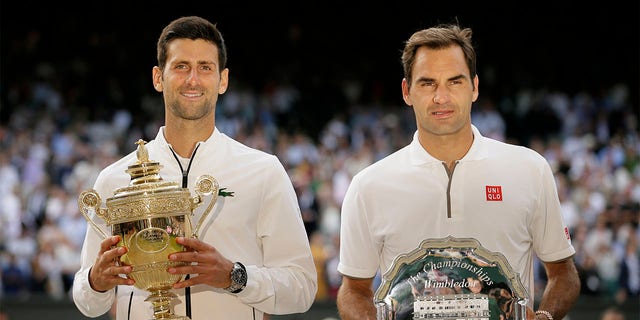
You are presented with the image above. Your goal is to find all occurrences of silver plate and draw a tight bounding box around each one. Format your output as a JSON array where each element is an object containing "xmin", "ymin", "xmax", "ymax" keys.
[{"xmin": 374, "ymin": 236, "xmax": 529, "ymax": 320}]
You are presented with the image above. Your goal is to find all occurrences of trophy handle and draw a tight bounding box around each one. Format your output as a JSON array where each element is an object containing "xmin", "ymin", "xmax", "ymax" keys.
[
  {"xmin": 78, "ymin": 189, "xmax": 110, "ymax": 239},
  {"xmin": 191, "ymin": 175, "xmax": 219, "ymax": 238}
]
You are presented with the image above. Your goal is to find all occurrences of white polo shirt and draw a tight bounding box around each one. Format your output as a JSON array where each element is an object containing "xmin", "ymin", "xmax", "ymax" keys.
[{"xmin": 338, "ymin": 125, "xmax": 575, "ymax": 300}]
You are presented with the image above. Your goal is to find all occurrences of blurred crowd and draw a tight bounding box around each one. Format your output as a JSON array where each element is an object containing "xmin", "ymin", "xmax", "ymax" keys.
[{"xmin": 0, "ymin": 44, "xmax": 639, "ymax": 319}]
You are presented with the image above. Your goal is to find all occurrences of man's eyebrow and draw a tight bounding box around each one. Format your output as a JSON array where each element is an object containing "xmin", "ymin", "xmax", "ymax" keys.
[
  {"xmin": 415, "ymin": 74, "xmax": 466, "ymax": 82},
  {"xmin": 447, "ymin": 74, "xmax": 466, "ymax": 82}
]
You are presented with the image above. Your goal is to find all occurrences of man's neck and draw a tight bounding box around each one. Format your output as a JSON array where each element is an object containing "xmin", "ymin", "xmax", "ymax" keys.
[
  {"xmin": 163, "ymin": 122, "xmax": 214, "ymax": 158},
  {"xmin": 418, "ymin": 127, "xmax": 474, "ymax": 168}
]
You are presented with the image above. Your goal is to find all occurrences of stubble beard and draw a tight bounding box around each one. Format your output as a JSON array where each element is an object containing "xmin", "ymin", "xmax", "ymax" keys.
[{"xmin": 168, "ymin": 97, "xmax": 214, "ymax": 121}]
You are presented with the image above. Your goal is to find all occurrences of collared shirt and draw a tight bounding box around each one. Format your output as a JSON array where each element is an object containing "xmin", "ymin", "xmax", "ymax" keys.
[{"xmin": 337, "ymin": 125, "xmax": 575, "ymax": 303}]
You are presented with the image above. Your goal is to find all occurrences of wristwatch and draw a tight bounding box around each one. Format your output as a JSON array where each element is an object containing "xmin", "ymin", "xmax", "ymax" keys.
[{"xmin": 224, "ymin": 262, "xmax": 247, "ymax": 293}]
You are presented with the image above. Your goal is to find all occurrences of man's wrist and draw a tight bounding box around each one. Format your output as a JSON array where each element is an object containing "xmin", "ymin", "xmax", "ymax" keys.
[{"xmin": 88, "ymin": 267, "xmax": 107, "ymax": 292}]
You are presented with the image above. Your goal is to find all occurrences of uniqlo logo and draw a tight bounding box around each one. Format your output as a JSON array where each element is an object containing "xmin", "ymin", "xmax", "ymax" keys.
[
  {"xmin": 485, "ymin": 185, "xmax": 503, "ymax": 201},
  {"xmin": 564, "ymin": 227, "xmax": 571, "ymax": 240}
]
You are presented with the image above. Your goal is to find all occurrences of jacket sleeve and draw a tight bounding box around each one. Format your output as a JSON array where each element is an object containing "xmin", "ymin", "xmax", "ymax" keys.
[
  {"xmin": 72, "ymin": 214, "xmax": 116, "ymax": 317},
  {"xmin": 72, "ymin": 166, "xmax": 125, "ymax": 318},
  {"xmin": 235, "ymin": 158, "xmax": 318, "ymax": 314}
]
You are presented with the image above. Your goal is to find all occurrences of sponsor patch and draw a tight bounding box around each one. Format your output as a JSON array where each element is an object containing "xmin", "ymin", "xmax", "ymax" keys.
[{"xmin": 485, "ymin": 185, "xmax": 502, "ymax": 201}]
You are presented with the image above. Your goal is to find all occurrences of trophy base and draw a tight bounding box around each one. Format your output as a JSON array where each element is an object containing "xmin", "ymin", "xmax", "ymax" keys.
[
  {"xmin": 145, "ymin": 288, "xmax": 190, "ymax": 320},
  {"xmin": 150, "ymin": 316, "xmax": 189, "ymax": 320}
]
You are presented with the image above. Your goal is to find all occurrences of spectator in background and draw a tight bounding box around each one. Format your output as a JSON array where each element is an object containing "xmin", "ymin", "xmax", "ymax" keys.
[
  {"xmin": 600, "ymin": 306, "xmax": 625, "ymax": 320},
  {"xmin": 471, "ymin": 97, "xmax": 505, "ymax": 142},
  {"xmin": 1, "ymin": 253, "xmax": 29, "ymax": 297},
  {"xmin": 616, "ymin": 234, "xmax": 639, "ymax": 304}
]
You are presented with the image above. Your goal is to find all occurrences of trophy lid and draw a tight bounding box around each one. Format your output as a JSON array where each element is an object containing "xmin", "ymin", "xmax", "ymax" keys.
[
  {"xmin": 78, "ymin": 139, "xmax": 215, "ymax": 229},
  {"xmin": 111, "ymin": 139, "xmax": 181, "ymax": 199}
]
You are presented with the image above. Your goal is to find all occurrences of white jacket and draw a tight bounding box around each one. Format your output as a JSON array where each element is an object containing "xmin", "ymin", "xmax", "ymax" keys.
[{"xmin": 73, "ymin": 127, "xmax": 317, "ymax": 320}]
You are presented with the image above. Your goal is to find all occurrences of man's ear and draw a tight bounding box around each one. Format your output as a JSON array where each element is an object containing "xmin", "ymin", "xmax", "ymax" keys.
[
  {"xmin": 402, "ymin": 78, "xmax": 412, "ymax": 106},
  {"xmin": 472, "ymin": 75, "xmax": 479, "ymax": 102},
  {"xmin": 152, "ymin": 66, "xmax": 163, "ymax": 92},
  {"xmin": 218, "ymin": 68, "xmax": 229, "ymax": 94}
]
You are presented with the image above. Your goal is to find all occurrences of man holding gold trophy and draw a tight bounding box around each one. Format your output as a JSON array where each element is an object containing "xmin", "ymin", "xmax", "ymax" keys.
[
  {"xmin": 336, "ymin": 24, "xmax": 581, "ymax": 320},
  {"xmin": 72, "ymin": 16, "xmax": 317, "ymax": 320}
]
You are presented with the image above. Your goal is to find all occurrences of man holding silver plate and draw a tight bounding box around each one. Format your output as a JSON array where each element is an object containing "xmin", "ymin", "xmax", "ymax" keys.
[{"xmin": 336, "ymin": 23, "xmax": 580, "ymax": 320}]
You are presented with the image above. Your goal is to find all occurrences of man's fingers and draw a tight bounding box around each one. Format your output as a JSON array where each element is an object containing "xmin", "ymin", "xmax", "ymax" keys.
[
  {"xmin": 101, "ymin": 246, "xmax": 128, "ymax": 263},
  {"xmin": 99, "ymin": 236, "xmax": 121, "ymax": 253},
  {"xmin": 171, "ymin": 273, "xmax": 201, "ymax": 289},
  {"xmin": 169, "ymin": 250, "xmax": 201, "ymax": 263},
  {"xmin": 90, "ymin": 258, "xmax": 134, "ymax": 291},
  {"xmin": 176, "ymin": 237, "xmax": 212, "ymax": 251},
  {"xmin": 107, "ymin": 264, "xmax": 133, "ymax": 276},
  {"xmin": 168, "ymin": 263, "xmax": 198, "ymax": 275},
  {"xmin": 99, "ymin": 271, "xmax": 135, "ymax": 289}
]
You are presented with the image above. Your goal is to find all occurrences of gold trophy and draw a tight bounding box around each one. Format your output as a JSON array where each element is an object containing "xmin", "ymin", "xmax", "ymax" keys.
[{"xmin": 78, "ymin": 139, "xmax": 219, "ymax": 320}]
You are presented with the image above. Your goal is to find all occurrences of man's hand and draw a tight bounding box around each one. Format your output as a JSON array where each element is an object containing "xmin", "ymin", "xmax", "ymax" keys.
[
  {"xmin": 167, "ymin": 237, "xmax": 234, "ymax": 289},
  {"xmin": 89, "ymin": 235, "xmax": 134, "ymax": 292}
]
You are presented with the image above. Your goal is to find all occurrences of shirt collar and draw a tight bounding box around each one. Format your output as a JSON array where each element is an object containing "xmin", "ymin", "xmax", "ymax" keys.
[
  {"xmin": 156, "ymin": 126, "xmax": 222, "ymax": 152},
  {"xmin": 409, "ymin": 124, "xmax": 489, "ymax": 166}
]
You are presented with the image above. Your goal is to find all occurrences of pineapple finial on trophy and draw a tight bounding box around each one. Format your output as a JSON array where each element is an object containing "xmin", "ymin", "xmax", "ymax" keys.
[
  {"xmin": 126, "ymin": 139, "xmax": 163, "ymax": 185},
  {"xmin": 135, "ymin": 139, "xmax": 149, "ymax": 164}
]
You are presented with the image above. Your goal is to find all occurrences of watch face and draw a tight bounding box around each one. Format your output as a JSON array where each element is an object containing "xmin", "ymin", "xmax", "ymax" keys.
[
  {"xmin": 227, "ymin": 262, "xmax": 247, "ymax": 293},
  {"xmin": 232, "ymin": 265, "xmax": 247, "ymax": 284}
]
